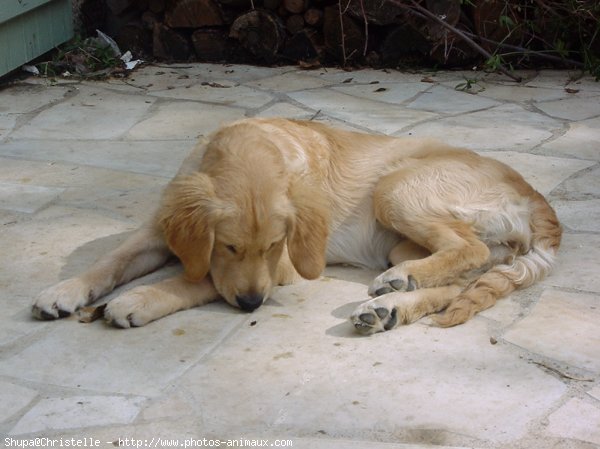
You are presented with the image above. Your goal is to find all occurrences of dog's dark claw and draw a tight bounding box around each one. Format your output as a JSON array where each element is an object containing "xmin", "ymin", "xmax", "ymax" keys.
[
  {"xmin": 36, "ymin": 308, "xmax": 58, "ymax": 320},
  {"xmin": 32, "ymin": 305, "xmax": 70, "ymax": 320},
  {"xmin": 127, "ymin": 313, "xmax": 140, "ymax": 327},
  {"xmin": 57, "ymin": 309, "xmax": 71, "ymax": 318}
]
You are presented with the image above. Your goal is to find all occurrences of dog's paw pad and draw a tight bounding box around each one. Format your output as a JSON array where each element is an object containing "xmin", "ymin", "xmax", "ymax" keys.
[
  {"xmin": 369, "ymin": 273, "xmax": 417, "ymax": 297},
  {"xmin": 350, "ymin": 302, "xmax": 398, "ymax": 335},
  {"xmin": 390, "ymin": 276, "xmax": 416, "ymax": 291}
]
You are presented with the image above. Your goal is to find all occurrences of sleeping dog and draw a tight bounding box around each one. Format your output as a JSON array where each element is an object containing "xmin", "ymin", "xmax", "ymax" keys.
[{"xmin": 32, "ymin": 118, "xmax": 561, "ymax": 334}]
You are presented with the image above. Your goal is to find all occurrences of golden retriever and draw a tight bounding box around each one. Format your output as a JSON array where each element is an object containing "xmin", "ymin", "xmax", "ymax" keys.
[{"xmin": 32, "ymin": 118, "xmax": 561, "ymax": 334}]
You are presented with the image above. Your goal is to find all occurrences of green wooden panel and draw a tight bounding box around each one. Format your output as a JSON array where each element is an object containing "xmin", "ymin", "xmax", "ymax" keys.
[
  {"xmin": 0, "ymin": 0, "xmax": 73, "ymax": 77},
  {"xmin": 0, "ymin": 0, "xmax": 55, "ymax": 24}
]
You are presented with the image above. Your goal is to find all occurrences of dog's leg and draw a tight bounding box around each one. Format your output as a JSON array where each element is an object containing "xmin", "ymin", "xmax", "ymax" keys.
[
  {"xmin": 370, "ymin": 165, "xmax": 491, "ymax": 296},
  {"xmin": 104, "ymin": 275, "xmax": 218, "ymax": 328},
  {"xmin": 368, "ymin": 221, "xmax": 489, "ymax": 296},
  {"xmin": 387, "ymin": 239, "xmax": 431, "ymax": 265},
  {"xmin": 32, "ymin": 224, "xmax": 171, "ymax": 320},
  {"xmin": 350, "ymin": 284, "xmax": 462, "ymax": 334}
]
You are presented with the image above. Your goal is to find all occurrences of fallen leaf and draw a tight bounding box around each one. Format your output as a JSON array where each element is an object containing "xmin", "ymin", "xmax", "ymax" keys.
[
  {"xmin": 77, "ymin": 304, "xmax": 107, "ymax": 323},
  {"xmin": 201, "ymin": 81, "xmax": 230, "ymax": 88},
  {"xmin": 298, "ymin": 59, "xmax": 321, "ymax": 69},
  {"xmin": 532, "ymin": 361, "xmax": 593, "ymax": 381}
]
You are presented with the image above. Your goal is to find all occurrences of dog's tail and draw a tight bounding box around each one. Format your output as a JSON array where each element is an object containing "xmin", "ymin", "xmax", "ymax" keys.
[{"xmin": 433, "ymin": 192, "xmax": 562, "ymax": 327}]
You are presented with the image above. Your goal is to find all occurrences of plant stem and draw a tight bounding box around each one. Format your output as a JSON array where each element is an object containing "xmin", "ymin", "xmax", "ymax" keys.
[
  {"xmin": 461, "ymin": 31, "xmax": 585, "ymax": 68},
  {"xmin": 389, "ymin": 0, "xmax": 522, "ymax": 82}
]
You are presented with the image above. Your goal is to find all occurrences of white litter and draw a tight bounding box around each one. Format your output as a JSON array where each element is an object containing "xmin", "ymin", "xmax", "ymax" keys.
[
  {"xmin": 22, "ymin": 65, "xmax": 40, "ymax": 75},
  {"xmin": 95, "ymin": 29, "xmax": 121, "ymax": 56},
  {"xmin": 120, "ymin": 51, "xmax": 143, "ymax": 70}
]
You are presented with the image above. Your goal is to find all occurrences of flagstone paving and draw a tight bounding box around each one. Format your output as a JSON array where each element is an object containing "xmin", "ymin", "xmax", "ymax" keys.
[{"xmin": 0, "ymin": 65, "xmax": 599, "ymax": 449}]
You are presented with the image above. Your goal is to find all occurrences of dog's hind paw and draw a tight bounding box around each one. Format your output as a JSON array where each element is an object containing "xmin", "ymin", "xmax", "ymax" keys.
[
  {"xmin": 32, "ymin": 278, "xmax": 92, "ymax": 320},
  {"xmin": 350, "ymin": 298, "xmax": 399, "ymax": 335},
  {"xmin": 368, "ymin": 269, "xmax": 417, "ymax": 297}
]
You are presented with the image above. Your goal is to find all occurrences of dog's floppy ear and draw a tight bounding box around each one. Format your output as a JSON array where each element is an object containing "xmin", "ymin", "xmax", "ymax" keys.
[
  {"xmin": 158, "ymin": 173, "xmax": 225, "ymax": 282},
  {"xmin": 286, "ymin": 179, "xmax": 330, "ymax": 280}
]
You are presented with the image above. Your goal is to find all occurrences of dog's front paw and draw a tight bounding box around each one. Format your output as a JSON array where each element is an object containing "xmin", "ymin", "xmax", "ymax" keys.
[
  {"xmin": 104, "ymin": 288, "xmax": 159, "ymax": 328},
  {"xmin": 32, "ymin": 278, "xmax": 92, "ymax": 320},
  {"xmin": 350, "ymin": 298, "xmax": 399, "ymax": 335},
  {"xmin": 368, "ymin": 268, "xmax": 417, "ymax": 297}
]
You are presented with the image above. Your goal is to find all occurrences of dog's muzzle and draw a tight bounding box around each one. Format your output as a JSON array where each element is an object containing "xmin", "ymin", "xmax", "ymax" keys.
[{"xmin": 236, "ymin": 294, "xmax": 264, "ymax": 312}]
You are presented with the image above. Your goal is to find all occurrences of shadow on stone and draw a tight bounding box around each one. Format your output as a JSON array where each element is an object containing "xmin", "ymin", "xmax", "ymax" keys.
[
  {"xmin": 325, "ymin": 300, "xmax": 366, "ymax": 338},
  {"xmin": 60, "ymin": 230, "xmax": 135, "ymax": 279}
]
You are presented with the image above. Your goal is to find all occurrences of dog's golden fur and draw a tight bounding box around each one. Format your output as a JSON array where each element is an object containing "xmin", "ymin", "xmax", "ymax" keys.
[{"xmin": 32, "ymin": 118, "xmax": 561, "ymax": 333}]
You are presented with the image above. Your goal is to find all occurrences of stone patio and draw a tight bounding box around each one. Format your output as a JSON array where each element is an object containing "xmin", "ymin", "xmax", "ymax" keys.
[{"xmin": 0, "ymin": 65, "xmax": 599, "ymax": 449}]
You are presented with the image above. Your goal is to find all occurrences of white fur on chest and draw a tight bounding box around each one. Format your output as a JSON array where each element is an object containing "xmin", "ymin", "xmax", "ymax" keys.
[{"xmin": 326, "ymin": 201, "xmax": 400, "ymax": 270}]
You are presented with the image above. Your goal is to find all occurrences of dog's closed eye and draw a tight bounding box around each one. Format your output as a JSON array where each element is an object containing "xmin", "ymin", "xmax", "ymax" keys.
[{"xmin": 226, "ymin": 245, "xmax": 238, "ymax": 254}]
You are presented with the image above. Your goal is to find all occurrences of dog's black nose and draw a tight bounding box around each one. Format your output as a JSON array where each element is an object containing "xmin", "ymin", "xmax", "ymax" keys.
[{"xmin": 236, "ymin": 294, "xmax": 264, "ymax": 312}]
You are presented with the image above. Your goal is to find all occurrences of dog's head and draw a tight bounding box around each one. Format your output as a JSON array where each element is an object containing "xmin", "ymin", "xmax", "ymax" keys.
[{"xmin": 158, "ymin": 143, "xmax": 330, "ymax": 312}]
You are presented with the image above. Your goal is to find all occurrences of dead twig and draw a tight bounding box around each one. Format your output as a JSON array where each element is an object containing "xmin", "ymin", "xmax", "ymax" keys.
[
  {"xmin": 338, "ymin": 0, "xmax": 353, "ymax": 66},
  {"xmin": 532, "ymin": 361, "xmax": 594, "ymax": 382},
  {"xmin": 358, "ymin": 0, "xmax": 369, "ymax": 57},
  {"xmin": 411, "ymin": 0, "xmax": 521, "ymax": 81}
]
